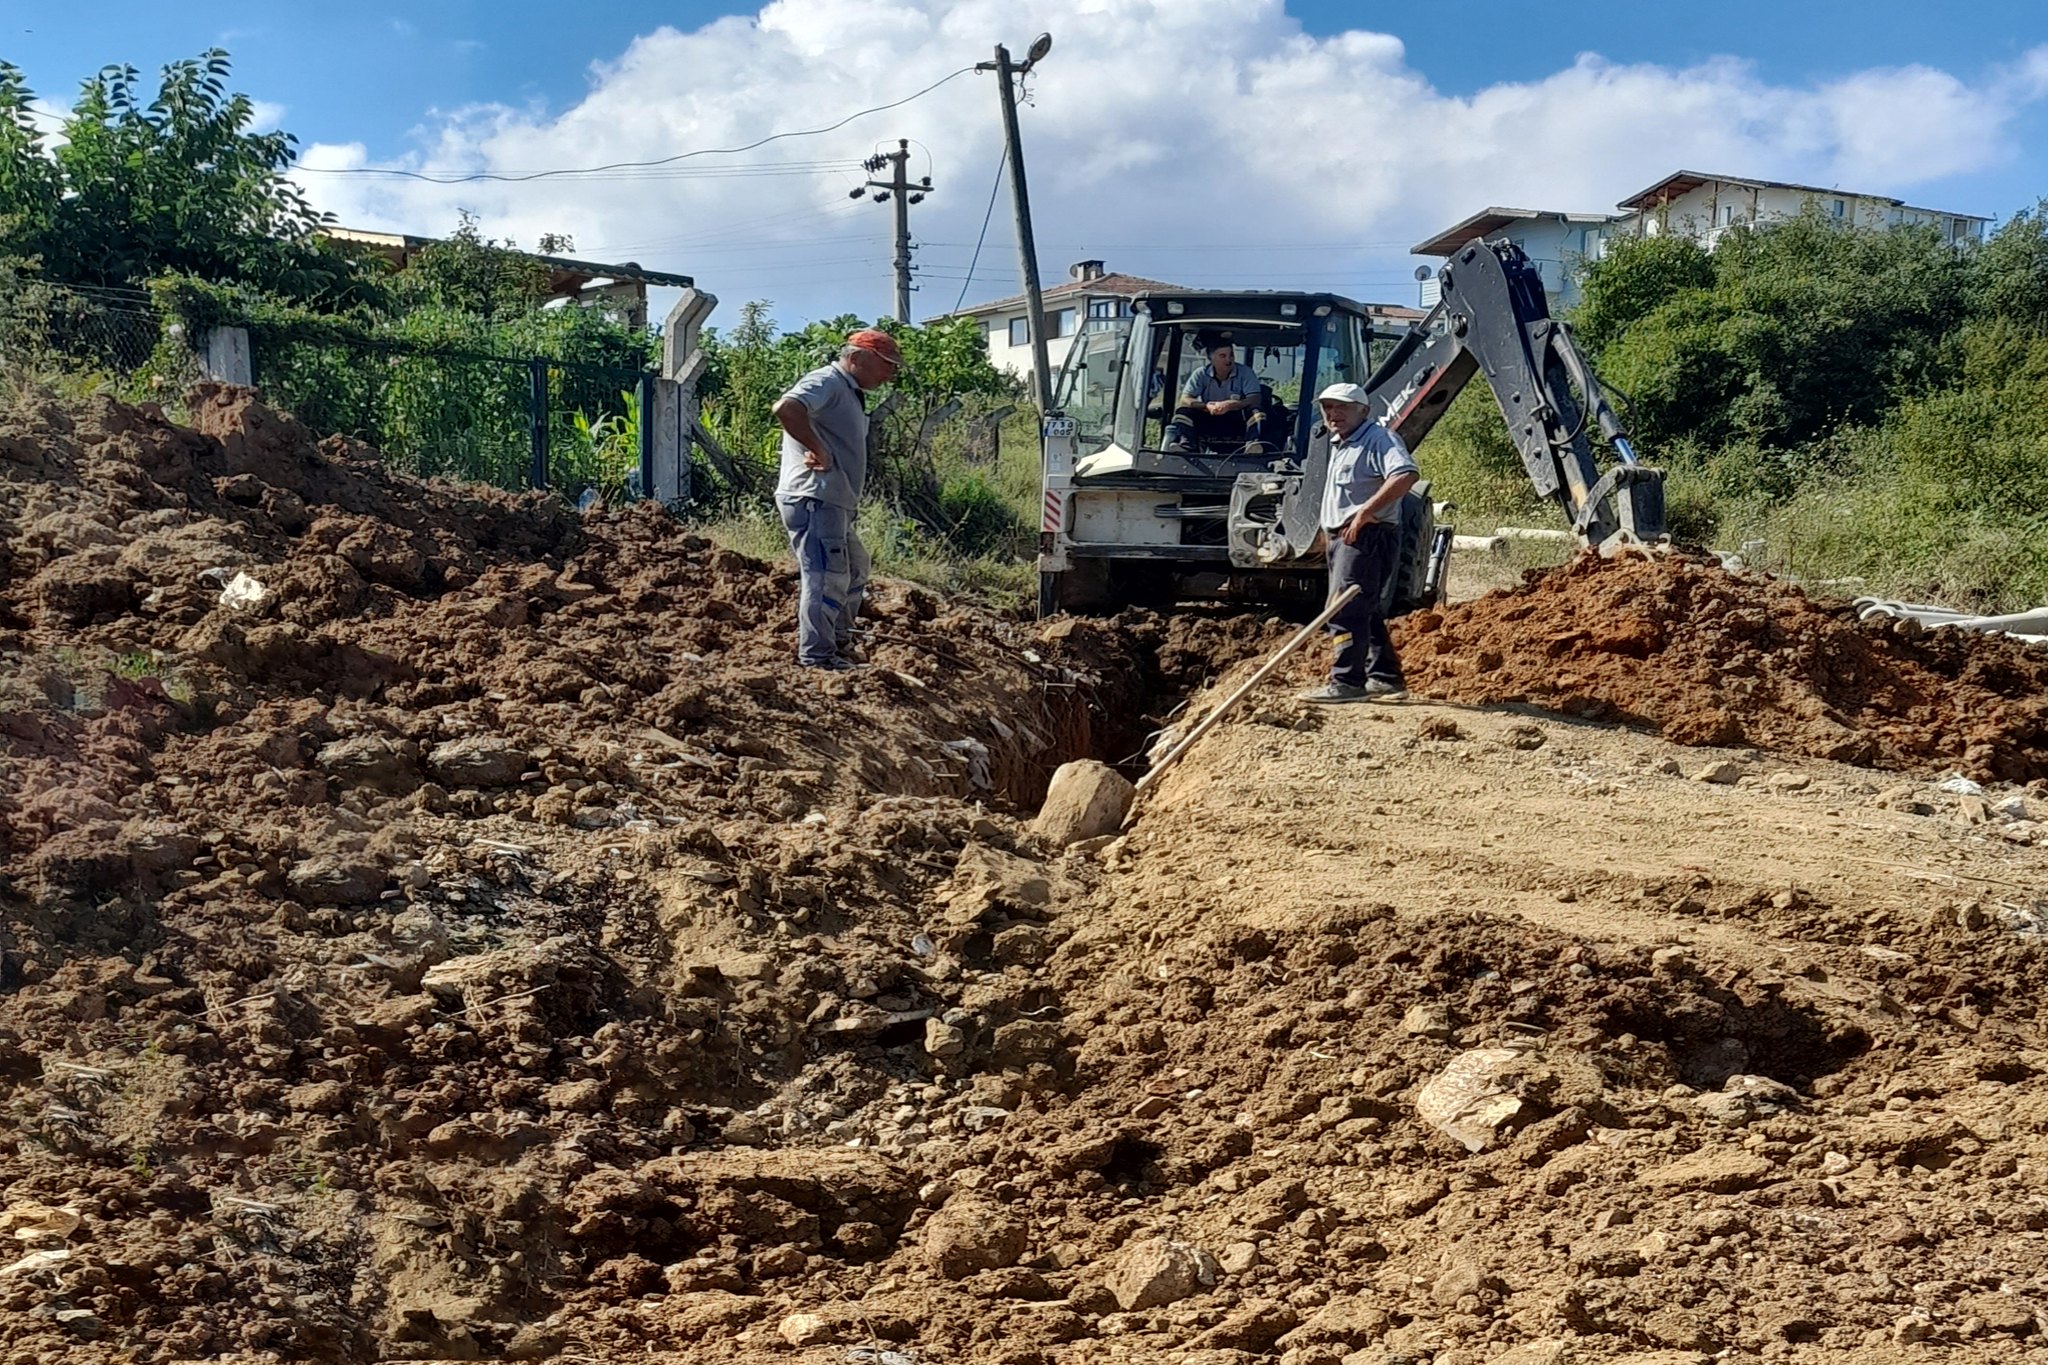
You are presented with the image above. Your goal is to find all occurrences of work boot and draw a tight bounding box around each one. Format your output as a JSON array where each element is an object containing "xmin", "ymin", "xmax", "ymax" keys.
[
  {"xmin": 802, "ymin": 657, "xmax": 862, "ymax": 673},
  {"xmin": 1362, "ymin": 679, "xmax": 1408, "ymax": 701},
  {"xmin": 1300, "ymin": 682, "xmax": 1368, "ymax": 703}
]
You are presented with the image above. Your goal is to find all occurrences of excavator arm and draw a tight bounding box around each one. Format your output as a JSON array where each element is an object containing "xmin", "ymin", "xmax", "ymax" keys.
[
  {"xmin": 1371, "ymin": 239, "xmax": 1665, "ymax": 549},
  {"xmin": 1229, "ymin": 239, "xmax": 1665, "ymax": 574}
]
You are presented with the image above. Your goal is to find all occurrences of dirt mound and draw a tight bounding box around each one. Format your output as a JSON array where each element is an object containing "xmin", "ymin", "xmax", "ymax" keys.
[
  {"xmin": 10, "ymin": 385, "xmax": 2043, "ymax": 1364},
  {"xmin": 1396, "ymin": 553, "xmax": 2048, "ymax": 780},
  {"xmin": 0, "ymin": 386, "xmax": 1160, "ymax": 1361}
]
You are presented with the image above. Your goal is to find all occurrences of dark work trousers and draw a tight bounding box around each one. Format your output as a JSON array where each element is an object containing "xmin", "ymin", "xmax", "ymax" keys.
[
  {"xmin": 776, "ymin": 495, "xmax": 870, "ymax": 666},
  {"xmin": 1165, "ymin": 405, "xmax": 1268, "ymax": 452},
  {"xmin": 1325, "ymin": 521, "xmax": 1403, "ymax": 687}
]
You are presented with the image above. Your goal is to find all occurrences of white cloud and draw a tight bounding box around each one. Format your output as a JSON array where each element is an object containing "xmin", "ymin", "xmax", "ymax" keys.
[
  {"xmin": 247, "ymin": 99, "xmax": 288, "ymax": 133},
  {"xmin": 289, "ymin": 1, "xmax": 2048, "ymax": 325}
]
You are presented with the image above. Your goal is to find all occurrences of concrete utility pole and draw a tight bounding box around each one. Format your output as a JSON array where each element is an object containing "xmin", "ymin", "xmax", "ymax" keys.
[
  {"xmin": 859, "ymin": 140, "xmax": 933, "ymax": 324},
  {"xmin": 979, "ymin": 35, "xmax": 1054, "ymax": 415}
]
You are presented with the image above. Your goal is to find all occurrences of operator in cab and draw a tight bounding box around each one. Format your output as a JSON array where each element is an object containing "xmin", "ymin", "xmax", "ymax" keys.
[
  {"xmin": 1301, "ymin": 382, "xmax": 1417, "ymax": 704},
  {"xmin": 1164, "ymin": 333, "xmax": 1270, "ymax": 454}
]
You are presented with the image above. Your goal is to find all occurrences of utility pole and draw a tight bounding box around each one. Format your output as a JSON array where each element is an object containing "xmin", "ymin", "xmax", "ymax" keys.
[
  {"xmin": 979, "ymin": 34, "xmax": 1054, "ymax": 415},
  {"xmin": 858, "ymin": 140, "xmax": 932, "ymax": 324}
]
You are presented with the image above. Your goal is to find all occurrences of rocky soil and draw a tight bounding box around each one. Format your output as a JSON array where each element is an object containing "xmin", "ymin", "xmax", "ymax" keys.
[{"xmin": 2, "ymin": 387, "xmax": 2046, "ymax": 1364}]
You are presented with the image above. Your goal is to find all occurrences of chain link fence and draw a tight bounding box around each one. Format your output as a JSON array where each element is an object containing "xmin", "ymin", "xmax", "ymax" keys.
[{"xmin": 0, "ymin": 278, "xmax": 168, "ymax": 382}]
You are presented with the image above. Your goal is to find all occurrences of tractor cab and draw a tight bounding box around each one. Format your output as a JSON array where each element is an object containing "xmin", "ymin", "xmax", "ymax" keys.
[{"xmin": 1039, "ymin": 292, "xmax": 1386, "ymax": 613}]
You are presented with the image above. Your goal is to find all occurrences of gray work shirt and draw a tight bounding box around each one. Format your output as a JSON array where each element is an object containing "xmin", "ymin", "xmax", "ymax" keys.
[
  {"xmin": 1320, "ymin": 419, "xmax": 1419, "ymax": 530},
  {"xmin": 775, "ymin": 363, "xmax": 868, "ymax": 509},
  {"xmin": 1182, "ymin": 362, "xmax": 1261, "ymax": 405}
]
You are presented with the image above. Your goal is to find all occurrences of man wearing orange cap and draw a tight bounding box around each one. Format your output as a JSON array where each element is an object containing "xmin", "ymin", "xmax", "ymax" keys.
[{"xmin": 771, "ymin": 328, "xmax": 903, "ymax": 670}]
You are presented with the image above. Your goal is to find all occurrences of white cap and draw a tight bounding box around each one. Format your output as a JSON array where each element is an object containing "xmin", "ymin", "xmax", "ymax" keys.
[{"xmin": 1316, "ymin": 382, "xmax": 1372, "ymax": 407}]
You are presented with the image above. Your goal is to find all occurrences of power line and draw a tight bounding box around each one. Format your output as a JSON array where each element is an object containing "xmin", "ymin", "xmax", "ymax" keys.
[
  {"xmin": 952, "ymin": 146, "xmax": 1008, "ymax": 313},
  {"xmin": 919, "ymin": 239, "xmax": 1423, "ymax": 252},
  {"xmin": 296, "ymin": 67, "xmax": 977, "ymax": 184},
  {"xmin": 579, "ymin": 200, "xmax": 874, "ymax": 260}
]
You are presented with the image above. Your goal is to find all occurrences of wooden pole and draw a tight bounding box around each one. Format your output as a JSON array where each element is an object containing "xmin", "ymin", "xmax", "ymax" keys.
[{"xmin": 1133, "ymin": 584, "xmax": 1360, "ymax": 796}]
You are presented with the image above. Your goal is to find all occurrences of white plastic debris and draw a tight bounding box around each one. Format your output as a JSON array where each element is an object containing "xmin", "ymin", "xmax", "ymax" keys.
[
  {"xmin": 1936, "ymin": 776, "xmax": 1986, "ymax": 797},
  {"xmin": 218, "ymin": 571, "xmax": 275, "ymax": 612},
  {"xmin": 943, "ymin": 737, "xmax": 992, "ymax": 791}
]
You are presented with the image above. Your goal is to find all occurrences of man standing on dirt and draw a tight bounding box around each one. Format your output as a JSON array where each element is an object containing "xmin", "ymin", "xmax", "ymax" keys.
[
  {"xmin": 771, "ymin": 329, "xmax": 904, "ymax": 671},
  {"xmin": 1165, "ymin": 334, "xmax": 1269, "ymax": 454},
  {"xmin": 1301, "ymin": 382, "xmax": 1417, "ymax": 703}
]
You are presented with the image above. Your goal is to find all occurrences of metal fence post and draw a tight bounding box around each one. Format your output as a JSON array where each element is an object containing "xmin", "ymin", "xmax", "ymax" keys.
[
  {"xmin": 637, "ymin": 371, "xmax": 655, "ymax": 501},
  {"xmin": 528, "ymin": 358, "xmax": 549, "ymax": 489}
]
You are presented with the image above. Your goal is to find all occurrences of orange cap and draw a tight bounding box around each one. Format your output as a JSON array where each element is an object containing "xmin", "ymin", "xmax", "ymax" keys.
[{"xmin": 846, "ymin": 328, "xmax": 904, "ymax": 364}]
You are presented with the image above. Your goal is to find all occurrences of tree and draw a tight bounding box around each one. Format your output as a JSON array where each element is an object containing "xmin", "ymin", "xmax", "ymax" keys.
[
  {"xmin": 389, "ymin": 212, "xmax": 554, "ymax": 320},
  {"xmin": 0, "ymin": 64, "xmax": 59, "ymax": 260},
  {"xmin": 1572, "ymin": 233, "xmax": 1714, "ymax": 355},
  {"xmin": 1578, "ymin": 211, "xmax": 1968, "ymax": 451},
  {"xmin": 1968, "ymin": 202, "xmax": 2048, "ymax": 333},
  {"xmin": 0, "ymin": 50, "xmax": 364, "ymax": 303}
]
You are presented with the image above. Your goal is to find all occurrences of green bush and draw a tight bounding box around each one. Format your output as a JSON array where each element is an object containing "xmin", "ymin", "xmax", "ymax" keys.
[
  {"xmin": 1566, "ymin": 203, "xmax": 2048, "ymax": 609},
  {"xmin": 936, "ymin": 471, "xmax": 1027, "ymax": 558}
]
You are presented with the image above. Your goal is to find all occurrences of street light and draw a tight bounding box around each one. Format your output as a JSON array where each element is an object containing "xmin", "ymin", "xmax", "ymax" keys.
[{"xmin": 1025, "ymin": 32, "xmax": 1053, "ymax": 68}]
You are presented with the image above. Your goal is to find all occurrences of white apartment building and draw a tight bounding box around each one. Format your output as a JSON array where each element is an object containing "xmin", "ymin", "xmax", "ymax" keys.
[
  {"xmin": 1616, "ymin": 170, "xmax": 1990, "ymax": 248},
  {"xmin": 1413, "ymin": 171, "xmax": 1993, "ymax": 309},
  {"xmin": 1411, "ymin": 208, "xmax": 1621, "ymax": 307}
]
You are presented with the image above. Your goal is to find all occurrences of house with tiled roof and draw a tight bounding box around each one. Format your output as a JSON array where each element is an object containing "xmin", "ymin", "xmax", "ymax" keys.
[{"xmin": 931, "ymin": 260, "xmax": 1183, "ymax": 389}]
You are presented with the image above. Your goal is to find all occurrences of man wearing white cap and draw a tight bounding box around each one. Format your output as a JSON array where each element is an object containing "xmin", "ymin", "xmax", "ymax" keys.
[{"xmin": 1301, "ymin": 382, "xmax": 1418, "ymax": 703}]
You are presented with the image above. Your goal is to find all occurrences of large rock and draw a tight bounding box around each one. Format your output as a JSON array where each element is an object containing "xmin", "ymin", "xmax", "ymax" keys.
[
  {"xmin": 778, "ymin": 1312, "xmax": 835, "ymax": 1347},
  {"xmin": 1639, "ymin": 1147, "xmax": 1775, "ymax": 1193},
  {"xmin": 286, "ymin": 853, "xmax": 388, "ymax": 905},
  {"xmin": 426, "ymin": 735, "xmax": 530, "ymax": 787},
  {"xmin": 318, "ymin": 734, "xmax": 421, "ymax": 792},
  {"xmin": 1032, "ymin": 760, "xmax": 1133, "ymax": 846},
  {"xmin": 1104, "ymin": 1237, "xmax": 1218, "ymax": 1311},
  {"xmin": 1694, "ymin": 1074, "xmax": 1800, "ymax": 1127},
  {"xmin": 922, "ymin": 1198, "xmax": 1027, "ymax": 1280},
  {"xmin": 1415, "ymin": 1047, "xmax": 1530, "ymax": 1153},
  {"xmin": 940, "ymin": 844, "xmax": 1057, "ymax": 927},
  {"xmin": 419, "ymin": 936, "xmax": 581, "ymax": 1006}
]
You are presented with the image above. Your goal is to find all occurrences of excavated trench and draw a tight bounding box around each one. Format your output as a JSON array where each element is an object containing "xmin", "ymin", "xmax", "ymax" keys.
[{"xmin": 7, "ymin": 388, "xmax": 2048, "ymax": 1361}]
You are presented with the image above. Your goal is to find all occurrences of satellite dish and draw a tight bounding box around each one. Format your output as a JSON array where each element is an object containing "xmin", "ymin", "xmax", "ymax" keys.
[
  {"xmin": 1028, "ymin": 32, "xmax": 1053, "ymax": 63},
  {"xmin": 1413, "ymin": 265, "xmax": 1434, "ymax": 281}
]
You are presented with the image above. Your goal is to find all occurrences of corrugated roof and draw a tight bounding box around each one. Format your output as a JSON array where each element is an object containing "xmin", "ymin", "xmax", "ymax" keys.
[
  {"xmin": 934, "ymin": 271, "xmax": 1185, "ymax": 320},
  {"xmin": 322, "ymin": 227, "xmax": 695, "ymax": 290}
]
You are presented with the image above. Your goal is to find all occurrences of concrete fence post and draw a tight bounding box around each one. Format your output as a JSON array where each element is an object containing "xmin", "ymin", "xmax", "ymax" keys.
[
  {"xmin": 199, "ymin": 327, "xmax": 253, "ymax": 386},
  {"xmin": 661, "ymin": 288, "xmax": 718, "ymax": 501},
  {"xmin": 646, "ymin": 375, "xmax": 688, "ymax": 504}
]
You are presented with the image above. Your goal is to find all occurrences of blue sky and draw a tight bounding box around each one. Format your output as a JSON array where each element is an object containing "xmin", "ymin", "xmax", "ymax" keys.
[{"xmin": 9, "ymin": 1, "xmax": 2048, "ymax": 325}]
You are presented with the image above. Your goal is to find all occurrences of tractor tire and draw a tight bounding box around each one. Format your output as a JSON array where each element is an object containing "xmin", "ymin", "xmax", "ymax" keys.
[{"xmin": 1037, "ymin": 572, "xmax": 1062, "ymax": 620}]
